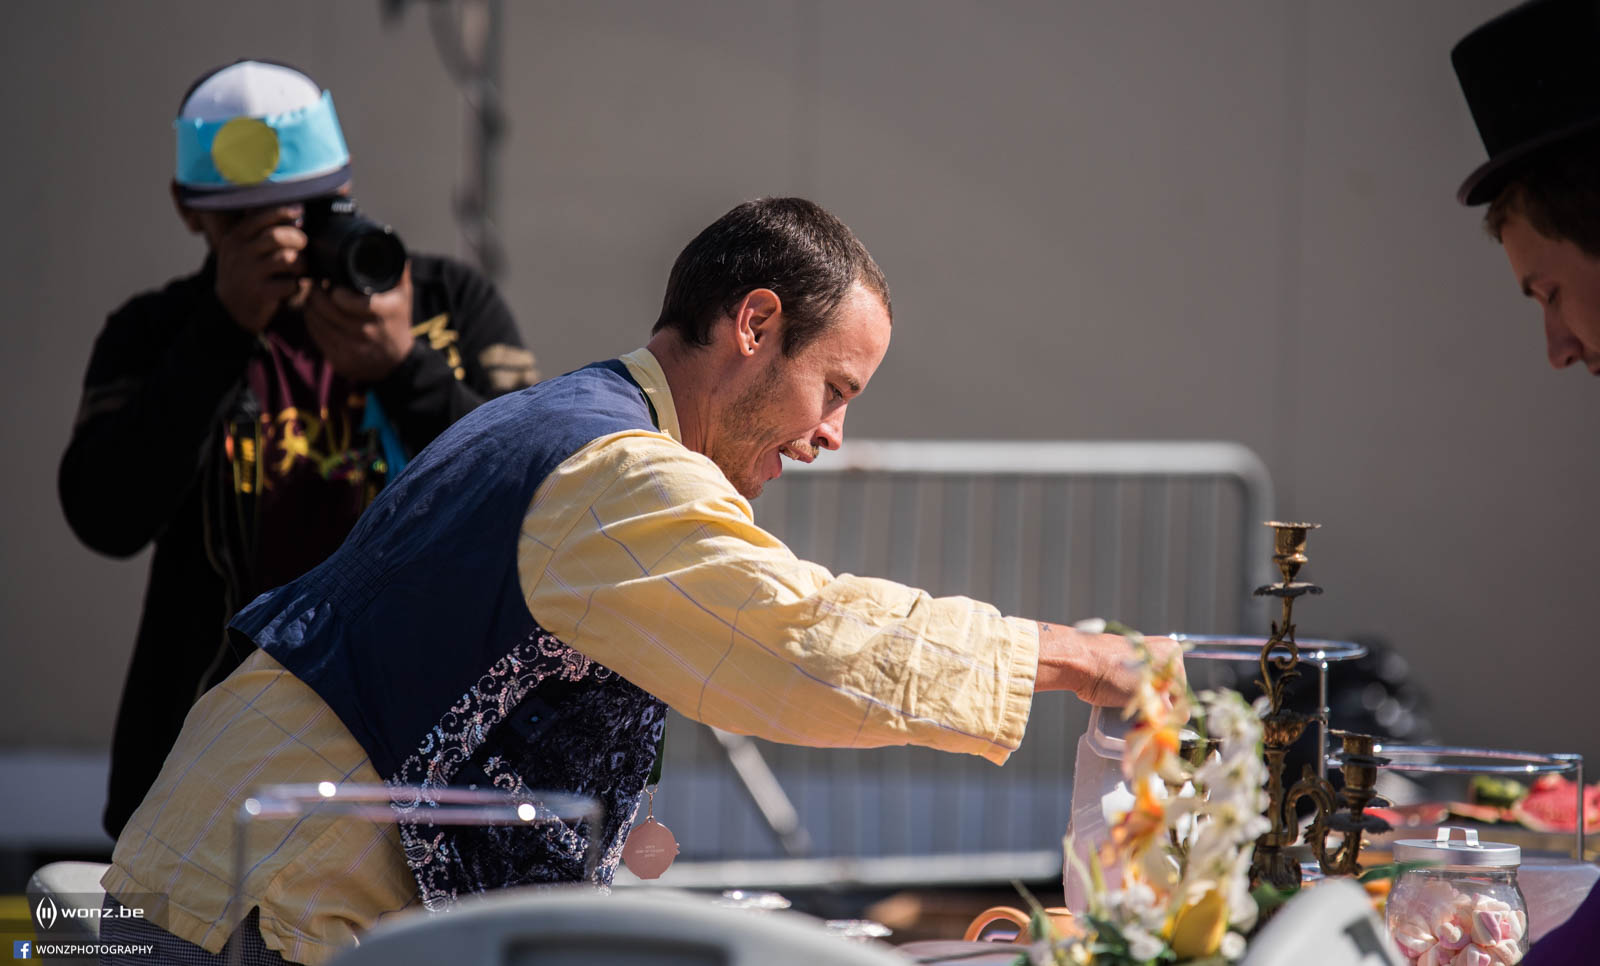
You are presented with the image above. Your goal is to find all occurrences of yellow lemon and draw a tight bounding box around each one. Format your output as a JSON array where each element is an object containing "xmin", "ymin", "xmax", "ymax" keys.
[
  {"xmin": 211, "ymin": 117, "xmax": 280, "ymax": 185},
  {"xmin": 1168, "ymin": 887, "xmax": 1228, "ymax": 959}
]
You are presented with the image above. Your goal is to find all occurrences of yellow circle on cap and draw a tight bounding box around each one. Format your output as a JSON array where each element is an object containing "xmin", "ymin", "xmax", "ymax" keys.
[{"xmin": 211, "ymin": 117, "xmax": 280, "ymax": 185}]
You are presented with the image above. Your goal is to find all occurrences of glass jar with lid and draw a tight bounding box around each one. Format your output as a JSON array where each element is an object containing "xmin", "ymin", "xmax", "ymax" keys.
[{"xmin": 1385, "ymin": 826, "xmax": 1529, "ymax": 965}]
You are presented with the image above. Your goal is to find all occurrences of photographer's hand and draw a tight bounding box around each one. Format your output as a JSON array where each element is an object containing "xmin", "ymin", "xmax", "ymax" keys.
[
  {"xmin": 212, "ymin": 205, "xmax": 308, "ymax": 334},
  {"xmin": 304, "ymin": 263, "xmax": 417, "ymax": 383}
]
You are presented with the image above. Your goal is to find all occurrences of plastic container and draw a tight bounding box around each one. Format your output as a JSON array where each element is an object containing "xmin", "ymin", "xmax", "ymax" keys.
[
  {"xmin": 1063, "ymin": 704, "xmax": 1137, "ymax": 913},
  {"xmin": 1385, "ymin": 827, "xmax": 1529, "ymax": 965},
  {"xmin": 1063, "ymin": 707, "xmax": 1210, "ymax": 911}
]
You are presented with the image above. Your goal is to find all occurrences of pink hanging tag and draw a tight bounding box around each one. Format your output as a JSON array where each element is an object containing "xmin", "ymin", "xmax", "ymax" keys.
[{"xmin": 621, "ymin": 787, "xmax": 679, "ymax": 879}]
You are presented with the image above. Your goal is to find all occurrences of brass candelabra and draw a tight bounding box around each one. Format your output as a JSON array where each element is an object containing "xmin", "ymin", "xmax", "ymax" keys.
[{"xmin": 1248, "ymin": 522, "xmax": 1392, "ymax": 890}]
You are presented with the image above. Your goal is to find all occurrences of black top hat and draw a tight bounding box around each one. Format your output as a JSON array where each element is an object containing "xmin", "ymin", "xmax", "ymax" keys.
[{"xmin": 1452, "ymin": 0, "xmax": 1600, "ymax": 206}]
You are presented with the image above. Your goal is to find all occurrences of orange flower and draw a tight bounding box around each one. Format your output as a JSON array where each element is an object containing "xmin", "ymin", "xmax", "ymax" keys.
[
  {"xmin": 1124, "ymin": 653, "xmax": 1191, "ymax": 737},
  {"xmin": 1122, "ymin": 721, "xmax": 1182, "ymax": 783},
  {"xmin": 1106, "ymin": 776, "xmax": 1168, "ymax": 864}
]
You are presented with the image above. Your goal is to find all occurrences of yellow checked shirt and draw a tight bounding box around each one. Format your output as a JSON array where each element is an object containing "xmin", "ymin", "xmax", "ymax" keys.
[{"xmin": 104, "ymin": 347, "xmax": 1040, "ymax": 964}]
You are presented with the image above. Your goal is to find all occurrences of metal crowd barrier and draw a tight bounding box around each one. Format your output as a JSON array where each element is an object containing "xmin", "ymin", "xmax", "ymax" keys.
[{"xmin": 641, "ymin": 440, "xmax": 1275, "ymax": 889}]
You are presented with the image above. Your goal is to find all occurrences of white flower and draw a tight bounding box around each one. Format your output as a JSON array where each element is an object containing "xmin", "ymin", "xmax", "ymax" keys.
[
  {"xmin": 1103, "ymin": 778, "xmax": 1200, "ymax": 844},
  {"xmin": 1103, "ymin": 880, "xmax": 1167, "ymax": 933},
  {"xmin": 1106, "ymin": 878, "xmax": 1157, "ymax": 914},
  {"xmin": 1158, "ymin": 686, "xmax": 1268, "ymax": 930},
  {"xmin": 1220, "ymin": 930, "xmax": 1248, "ymax": 960},
  {"xmin": 1068, "ymin": 645, "xmax": 1269, "ymax": 962},
  {"xmin": 1122, "ymin": 924, "xmax": 1167, "ymax": 961},
  {"xmin": 1228, "ymin": 882, "xmax": 1259, "ymax": 932},
  {"xmin": 1139, "ymin": 843, "xmax": 1181, "ymax": 891}
]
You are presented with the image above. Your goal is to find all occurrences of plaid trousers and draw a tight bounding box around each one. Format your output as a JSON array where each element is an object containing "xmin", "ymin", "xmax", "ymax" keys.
[{"xmin": 99, "ymin": 895, "xmax": 294, "ymax": 966}]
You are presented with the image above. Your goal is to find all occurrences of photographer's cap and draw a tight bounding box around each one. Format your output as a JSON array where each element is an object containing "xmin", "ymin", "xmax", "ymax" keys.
[{"xmin": 174, "ymin": 60, "xmax": 351, "ymax": 210}]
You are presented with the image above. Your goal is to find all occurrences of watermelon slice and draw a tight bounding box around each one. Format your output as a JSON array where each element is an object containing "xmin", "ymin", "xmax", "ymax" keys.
[
  {"xmin": 1470, "ymin": 776, "xmax": 1527, "ymax": 808},
  {"xmin": 1508, "ymin": 775, "xmax": 1600, "ymax": 833},
  {"xmin": 1447, "ymin": 800, "xmax": 1512, "ymax": 825},
  {"xmin": 1368, "ymin": 803, "xmax": 1450, "ymax": 828}
]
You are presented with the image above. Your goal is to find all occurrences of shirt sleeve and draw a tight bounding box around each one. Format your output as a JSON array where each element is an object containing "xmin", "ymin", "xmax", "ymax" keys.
[
  {"xmin": 59, "ymin": 284, "xmax": 258, "ymax": 558},
  {"xmin": 372, "ymin": 255, "xmax": 533, "ymax": 456},
  {"xmin": 517, "ymin": 432, "xmax": 1040, "ymax": 765}
]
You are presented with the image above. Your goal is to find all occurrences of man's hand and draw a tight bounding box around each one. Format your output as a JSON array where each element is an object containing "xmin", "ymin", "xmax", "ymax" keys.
[
  {"xmin": 213, "ymin": 205, "xmax": 308, "ymax": 334},
  {"xmin": 304, "ymin": 263, "xmax": 416, "ymax": 384},
  {"xmin": 1034, "ymin": 622, "xmax": 1186, "ymax": 708}
]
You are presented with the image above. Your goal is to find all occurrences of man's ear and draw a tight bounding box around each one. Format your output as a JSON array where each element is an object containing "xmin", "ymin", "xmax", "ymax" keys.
[
  {"xmin": 731, "ymin": 288, "xmax": 783, "ymax": 357},
  {"xmin": 170, "ymin": 182, "xmax": 206, "ymax": 235}
]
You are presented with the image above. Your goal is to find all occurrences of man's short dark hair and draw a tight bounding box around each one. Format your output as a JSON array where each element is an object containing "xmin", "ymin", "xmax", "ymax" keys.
[
  {"xmin": 1485, "ymin": 128, "xmax": 1600, "ymax": 256},
  {"xmin": 652, "ymin": 197, "xmax": 891, "ymax": 357}
]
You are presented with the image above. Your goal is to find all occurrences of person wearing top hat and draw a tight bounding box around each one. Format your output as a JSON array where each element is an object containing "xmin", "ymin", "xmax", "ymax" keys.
[
  {"xmin": 58, "ymin": 59, "xmax": 538, "ymax": 842},
  {"xmin": 1454, "ymin": 0, "xmax": 1600, "ymax": 376},
  {"xmin": 1453, "ymin": 2, "xmax": 1600, "ymax": 962}
]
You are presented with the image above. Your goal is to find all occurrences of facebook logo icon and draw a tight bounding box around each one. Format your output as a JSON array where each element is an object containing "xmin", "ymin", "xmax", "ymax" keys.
[{"xmin": 12, "ymin": 940, "xmax": 29, "ymax": 959}]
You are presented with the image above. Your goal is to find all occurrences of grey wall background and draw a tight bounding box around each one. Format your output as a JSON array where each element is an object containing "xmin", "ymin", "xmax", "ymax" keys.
[{"xmin": 3, "ymin": 1, "xmax": 1592, "ymax": 837}]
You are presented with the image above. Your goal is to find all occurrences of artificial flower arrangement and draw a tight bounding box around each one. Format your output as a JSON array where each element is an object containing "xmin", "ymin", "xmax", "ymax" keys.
[{"xmin": 1016, "ymin": 620, "xmax": 1273, "ymax": 965}]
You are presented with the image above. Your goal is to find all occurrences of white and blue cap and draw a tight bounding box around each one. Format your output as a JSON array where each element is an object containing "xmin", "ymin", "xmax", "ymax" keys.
[{"xmin": 174, "ymin": 60, "xmax": 351, "ymax": 210}]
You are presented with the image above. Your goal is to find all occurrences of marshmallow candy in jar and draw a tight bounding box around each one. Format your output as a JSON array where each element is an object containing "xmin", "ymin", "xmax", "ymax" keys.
[{"xmin": 1386, "ymin": 827, "xmax": 1528, "ymax": 966}]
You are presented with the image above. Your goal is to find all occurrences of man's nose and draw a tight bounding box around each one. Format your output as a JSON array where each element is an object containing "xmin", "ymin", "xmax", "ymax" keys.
[
  {"xmin": 1545, "ymin": 311, "xmax": 1582, "ymax": 369},
  {"xmin": 812, "ymin": 406, "xmax": 846, "ymax": 451}
]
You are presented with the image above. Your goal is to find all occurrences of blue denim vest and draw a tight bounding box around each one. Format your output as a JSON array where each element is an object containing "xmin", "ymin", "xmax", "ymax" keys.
[{"xmin": 230, "ymin": 360, "xmax": 668, "ymax": 907}]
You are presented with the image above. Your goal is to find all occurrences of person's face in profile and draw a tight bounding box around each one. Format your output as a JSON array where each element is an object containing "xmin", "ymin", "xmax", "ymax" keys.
[
  {"xmin": 708, "ymin": 283, "xmax": 892, "ymax": 500},
  {"xmin": 1500, "ymin": 211, "xmax": 1600, "ymax": 374}
]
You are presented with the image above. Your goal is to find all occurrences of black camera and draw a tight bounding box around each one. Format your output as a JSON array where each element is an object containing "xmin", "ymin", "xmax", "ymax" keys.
[{"xmin": 302, "ymin": 197, "xmax": 407, "ymax": 294}]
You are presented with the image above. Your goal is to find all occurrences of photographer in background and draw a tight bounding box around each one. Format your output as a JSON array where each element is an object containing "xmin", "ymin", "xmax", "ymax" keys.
[{"xmin": 58, "ymin": 59, "xmax": 537, "ymax": 840}]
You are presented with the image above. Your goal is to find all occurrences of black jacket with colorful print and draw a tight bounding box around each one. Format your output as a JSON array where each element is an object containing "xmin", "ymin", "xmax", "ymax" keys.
[{"xmin": 59, "ymin": 252, "xmax": 538, "ymax": 840}]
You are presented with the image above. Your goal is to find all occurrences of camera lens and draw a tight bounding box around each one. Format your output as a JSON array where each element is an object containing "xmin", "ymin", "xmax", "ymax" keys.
[
  {"xmin": 302, "ymin": 197, "xmax": 408, "ymax": 294},
  {"xmin": 344, "ymin": 230, "xmax": 406, "ymax": 295}
]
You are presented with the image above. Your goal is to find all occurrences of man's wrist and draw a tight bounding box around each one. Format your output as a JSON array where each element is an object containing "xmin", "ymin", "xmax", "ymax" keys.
[{"xmin": 1035, "ymin": 622, "xmax": 1090, "ymax": 694}]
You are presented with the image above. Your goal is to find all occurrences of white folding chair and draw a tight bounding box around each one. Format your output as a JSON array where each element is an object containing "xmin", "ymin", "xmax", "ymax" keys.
[
  {"xmin": 26, "ymin": 860, "xmax": 110, "ymax": 942},
  {"xmin": 1239, "ymin": 879, "xmax": 1400, "ymax": 966},
  {"xmin": 329, "ymin": 888, "xmax": 907, "ymax": 966}
]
